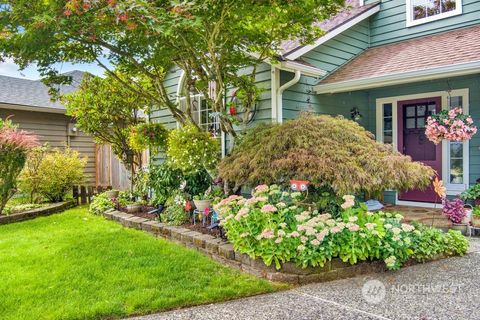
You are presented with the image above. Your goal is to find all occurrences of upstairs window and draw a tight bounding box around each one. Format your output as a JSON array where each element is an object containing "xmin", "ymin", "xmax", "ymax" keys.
[{"xmin": 406, "ymin": 0, "xmax": 462, "ymax": 27}]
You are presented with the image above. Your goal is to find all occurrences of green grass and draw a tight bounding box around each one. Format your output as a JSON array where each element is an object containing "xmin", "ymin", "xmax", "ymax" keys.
[{"xmin": 0, "ymin": 207, "xmax": 282, "ymax": 320}]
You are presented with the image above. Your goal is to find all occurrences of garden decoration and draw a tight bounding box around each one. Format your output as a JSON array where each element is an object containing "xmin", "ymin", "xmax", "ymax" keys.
[
  {"xmin": 227, "ymin": 89, "xmax": 258, "ymax": 125},
  {"xmin": 290, "ymin": 180, "xmax": 309, "ymax": 192},
  {"xmin": 425, "ymin": 107, "xmax": 477, "ymax": 144}
]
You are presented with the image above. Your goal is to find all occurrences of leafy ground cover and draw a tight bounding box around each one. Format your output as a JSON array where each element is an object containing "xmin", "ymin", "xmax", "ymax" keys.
[{"xmin": 0, "ymin": 207, "xmax": 281, "ymax": 320}]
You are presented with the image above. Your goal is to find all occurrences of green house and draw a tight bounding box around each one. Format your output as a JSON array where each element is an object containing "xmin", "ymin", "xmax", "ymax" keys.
[{"xmin": 151, "ymin": 0, "xmax": 480, "ymax": 208}]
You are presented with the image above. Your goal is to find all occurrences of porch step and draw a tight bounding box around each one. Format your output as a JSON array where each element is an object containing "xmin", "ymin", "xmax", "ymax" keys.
[{"xmin": 383, "ymin": 205, "xmax": 452, "ymax": 229}]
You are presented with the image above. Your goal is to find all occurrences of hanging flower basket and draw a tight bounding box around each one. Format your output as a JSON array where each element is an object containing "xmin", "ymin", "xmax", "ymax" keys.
[{"xmin": 425, "ymin": 107, "xmax": 477, "ymax": 144}]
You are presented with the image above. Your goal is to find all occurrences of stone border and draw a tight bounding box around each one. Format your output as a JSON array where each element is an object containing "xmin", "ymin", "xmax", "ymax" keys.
[
  {"xmin": 103, "ymin": 209, "xmax": 411, "ymax": 284},
  {"xmin": 0, "ymin": 201, "xmax": 76, "ymax": 225}
]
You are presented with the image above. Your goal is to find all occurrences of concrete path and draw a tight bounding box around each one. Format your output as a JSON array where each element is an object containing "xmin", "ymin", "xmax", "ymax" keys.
[{"xmin": 131, "ymin": 238, "xmax": 480, "ymax": 320}]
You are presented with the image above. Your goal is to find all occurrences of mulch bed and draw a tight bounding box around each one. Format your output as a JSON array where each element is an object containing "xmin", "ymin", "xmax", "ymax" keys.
[{"xmin": 183, "ymin": 222, "xmax": 222, "ymax": 237}]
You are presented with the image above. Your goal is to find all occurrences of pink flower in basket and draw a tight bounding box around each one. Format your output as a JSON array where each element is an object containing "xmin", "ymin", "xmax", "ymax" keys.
[{"xmin": 425, "ymin": 107, "xmax": 477, "ymax": 144}]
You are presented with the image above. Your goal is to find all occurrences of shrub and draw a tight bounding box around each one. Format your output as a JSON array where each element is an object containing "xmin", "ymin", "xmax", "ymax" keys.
[
  {"xmin": 149, "ymin": 163, "xmax": 183, "ymax": 205},
  {"xmin": 18, "ymin": 145, "xmax": 48, "ymax": 203},
  {"xmin": 411, "ymin": 224, "xmax": 469, "ymax": 262},
  {"xmin": 0, "ymin": 118, "xmax": 38, "ymax": 214},
  {"xmin": 89, "ymin": 192, "xmax": 115, "ymax": 215},
  {"xmin": 149, "ymin": 163, "xmax": 212, "ymax": 205},
  {"xmin": 215, "ymin": 185, "xmax": 468, "ymax": 270},
  {"xmin": 36, "ymin": 148, "xmax": 86, "ymax": 202},
  {"xmin": 161, "ymin": 193, "xmax": 189, "ymax": 225},
  {"xmin": 219, "ymin": 114, "xmax": 434, "ymax": 195},
  {"xmin": 167, "ymin": 125, "xmax": 219, "ymax": 176}
]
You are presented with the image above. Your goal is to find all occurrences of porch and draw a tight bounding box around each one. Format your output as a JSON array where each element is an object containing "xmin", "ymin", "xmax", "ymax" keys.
[{"xmin": 383, "ymin": 204, "xmax": 451, "ymax": 230}]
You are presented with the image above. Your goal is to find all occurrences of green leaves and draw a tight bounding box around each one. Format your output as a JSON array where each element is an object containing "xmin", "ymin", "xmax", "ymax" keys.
[{"xmin": 219, "ymin": 114, "xmax": 435, "ymax": 195}]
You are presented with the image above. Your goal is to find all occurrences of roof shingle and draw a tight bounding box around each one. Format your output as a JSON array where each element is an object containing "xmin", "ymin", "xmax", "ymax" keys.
[
  {"xmin": 0, "ymin": 70, "xmax": 84, "ymax": 110},
  {"xmin": 319, "ymin": 25, "xmax": 480, "ymax": 85}
]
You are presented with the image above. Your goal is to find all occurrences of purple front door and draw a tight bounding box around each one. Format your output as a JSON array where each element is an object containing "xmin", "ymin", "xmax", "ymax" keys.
[{"xmin": 398, "ymin": 97, "xmax": 442, "ymax": 203}]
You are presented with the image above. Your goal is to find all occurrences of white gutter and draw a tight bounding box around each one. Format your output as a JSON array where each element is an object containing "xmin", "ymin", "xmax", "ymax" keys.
[
  {"xmin": 276, "ymin": 70, "xmax": 301, "ymax": 123},
  {"xmin": 314, "ymin": 60, "xmax": 480, "ymax": 94},
  {"xmin": 279, "ymin": 60, "xmax": 327, "ymax": 77}
]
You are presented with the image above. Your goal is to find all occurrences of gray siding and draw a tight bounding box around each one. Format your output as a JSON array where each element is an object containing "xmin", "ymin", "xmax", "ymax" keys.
[
  {"xmin": 366, "ymin": 0, "xmax": 480, "ymax": 46},
  {"xmin": 302, "ymin": 20, "xmax": 370, "ymax": 72},
  {"xmin": 0, "ymin": 108, "xmax": 96, "ymax": 184}
]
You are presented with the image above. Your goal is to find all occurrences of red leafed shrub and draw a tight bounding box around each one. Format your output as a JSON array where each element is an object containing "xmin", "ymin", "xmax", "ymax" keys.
[{"xmin": 0, "ymin": 117, "xmax": 38, "ymax": 214}]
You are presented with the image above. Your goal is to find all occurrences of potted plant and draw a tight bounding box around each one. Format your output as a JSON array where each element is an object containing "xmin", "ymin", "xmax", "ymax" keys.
[
  {"xmin": 193, "ymin": 186, "xmax": 224, "ymax": 213},
  {"xmin": 460, "ymin": 184, "xmax": 480, "ymax": 206},
  {"xmin": 443, "ymin": 197, "xmax": 467, "ymax": 234},
  {"xmin": 472, "ymin": 206, "xmax": 480, "ymax": 227},
  {"xmin": 126, "ymin": 202, "xmax": 142, "ymax": 213},
  {"xmin": 425, "ymin": 107, "xmax": 477, "ymax": 145},
  {"xmin": 193, "ymin": 195, "xmax": 210, "ymax": 213}
]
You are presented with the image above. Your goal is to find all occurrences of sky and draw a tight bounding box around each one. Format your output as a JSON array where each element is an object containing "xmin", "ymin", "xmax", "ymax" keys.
[{"xmin": 0, "ymin": 58, "xmax": 105, "ymax": 80}]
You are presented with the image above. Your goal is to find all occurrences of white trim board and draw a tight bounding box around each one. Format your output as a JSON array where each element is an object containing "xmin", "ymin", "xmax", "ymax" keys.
[
  {"xmin": 376, "ymin": 89, "xmax": 470, "ymax": 206},
  {"xmin": 284, "ymin": 4, "xmax": 380, "ymax": 61},
  {"xmin": 406, "ymin": 0, "xmax": 462, "ymax": 27}
]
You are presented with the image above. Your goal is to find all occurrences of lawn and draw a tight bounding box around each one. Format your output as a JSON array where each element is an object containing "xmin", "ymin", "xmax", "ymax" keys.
[{"xmin": 0, "ymin": 207, "xmax": 281, "ymax": 320}]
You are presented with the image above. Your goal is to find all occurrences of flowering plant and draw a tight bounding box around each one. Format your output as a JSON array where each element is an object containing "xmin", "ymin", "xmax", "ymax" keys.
[
  {"xmin": 216, "ymin": 185, "xmax": 420, "ymax": 270},
  {"xmin": 442, "ymin": 197, "xmax": 465, "ymax": 224},
  {"xmin": 425, "ymin": 107, "xmax": 477, "ymax": 144},
  {"xmin": 167, "ymin": 125, "xmax": 219, "ymax": 175},
  {"xmin": 215, "ymin": 185, "xmax": 469, "ymax": 271}
]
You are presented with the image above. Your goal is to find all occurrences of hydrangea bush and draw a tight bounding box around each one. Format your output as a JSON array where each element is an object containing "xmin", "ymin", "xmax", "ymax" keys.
[{"xmin": 215, "ymin": 185, "xmax": 469, "ymax": 270}]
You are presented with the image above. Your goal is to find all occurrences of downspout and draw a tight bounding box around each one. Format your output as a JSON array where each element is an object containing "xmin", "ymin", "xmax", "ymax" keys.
[{"xmin": 277, "ymin": 70, "xmax": 301, "ymax": 123}]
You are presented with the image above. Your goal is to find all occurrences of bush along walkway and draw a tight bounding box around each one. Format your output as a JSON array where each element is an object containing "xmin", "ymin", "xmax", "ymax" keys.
[{"xmin": 103, "ymin": 209, "xmax": 452, "ymax": 285}]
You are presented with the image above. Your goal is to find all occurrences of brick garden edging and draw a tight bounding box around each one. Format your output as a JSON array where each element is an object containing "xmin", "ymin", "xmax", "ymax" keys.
[
  {"xmin": 0, "ymin": 201, "xmax": 76, "ymax": 225},
  {"xmin": 102, "ymin": 209, "xmax": 399, "ymax": 284}
]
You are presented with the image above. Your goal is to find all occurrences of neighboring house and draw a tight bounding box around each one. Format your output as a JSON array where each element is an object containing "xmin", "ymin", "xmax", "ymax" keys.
[
  {"xmin": 151, "ymin": 0, "xmax": 480, "ymax": 208},
  {"xmin": 0, "ymin": 71, "xmax": 130, "ymax": 189}
]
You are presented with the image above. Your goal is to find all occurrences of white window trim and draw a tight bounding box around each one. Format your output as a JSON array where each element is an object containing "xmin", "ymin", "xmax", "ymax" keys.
[
  {"xmin": 406, "ymin": 0, "xmax": 462, "ymax": 27},
  {"xmin": 375, "ymin": 89, "xmax": 470, "ymax": 207},
  {"xmin": 175, "ymin": 70, "xmax": 226, "ymax": 157}
]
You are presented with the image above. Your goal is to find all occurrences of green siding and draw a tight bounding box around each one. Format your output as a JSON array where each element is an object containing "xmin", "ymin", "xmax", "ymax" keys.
[
  {"xmin": 367, "ymin": 73, "xmax": 480, "ymax": 187},
  {"xmin": 302, "ymin": 20, "xmax": 370, "ymax": 72},
  {"xmin": 149, "ymin": 63, "xmax": 273, "ymax": 159},
  {"xmin": 282, "ymin": 71, "xmax": 373, "ymax": 131},
  {"xmin": 366, "ymin": 0, "xmax": 480, "ymax": 46}
]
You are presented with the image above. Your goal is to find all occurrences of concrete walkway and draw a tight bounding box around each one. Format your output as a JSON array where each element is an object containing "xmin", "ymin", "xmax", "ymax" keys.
[{"xmin": 131, "ymin": 238, "xmax": 480, "ymax": 320}]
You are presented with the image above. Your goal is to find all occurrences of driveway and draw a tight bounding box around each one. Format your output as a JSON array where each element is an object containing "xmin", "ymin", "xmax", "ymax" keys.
[{"xmin": 132, "ymin": 239, "xmax": 480, "ymax": 320}]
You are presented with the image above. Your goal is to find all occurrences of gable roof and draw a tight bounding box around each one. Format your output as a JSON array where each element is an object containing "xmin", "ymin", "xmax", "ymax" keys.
[
  {"xmin": 0, "ymin": 70, "xmax": 84, "ymax": 112},
  {"xmin": 314, "ymin": 25, "xmax": 480, "ymax": 93},
  {"xmin": 280, "ymin": 0, "xmax": 380, "ymax": 61}
]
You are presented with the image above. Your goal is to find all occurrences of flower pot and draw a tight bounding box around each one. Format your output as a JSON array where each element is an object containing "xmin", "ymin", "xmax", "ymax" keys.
[
  {"xmin": 193, "ymin": 199, "xmax": 210, "ymax": 212},
  {"xmin": 463, "ymin": 208, "xmax": 472, "ymax": 225},
  {"xmin": 472, "ymin": 215, "xmax": 480, "ymax": 227},
  {"xmin": 451, "ymin": 223, "xmax": 468, "ymax": 235},
  {"xmin": 105, "ymin": 190, "xmax": 119, "ymax": 199},
  {"xmin": 126, "ymin": 204, "xmax": 141, "ymax": 213}
]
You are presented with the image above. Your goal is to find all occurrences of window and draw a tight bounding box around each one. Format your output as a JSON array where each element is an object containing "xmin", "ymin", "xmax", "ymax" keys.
[
  {"xmin": 178, "ymin": 94, "xmax": 221, "ymax": 137},
  {"xmin": 382, "ymin": 103, "xmax": 393, "ymax": 144},
  {"xmin": 406, "ymin": 0, "xmax": 462, "ymax": 27},
  {"xmin": 447, "ymin": 94, "xmax": 465, "ymax": 185}
]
